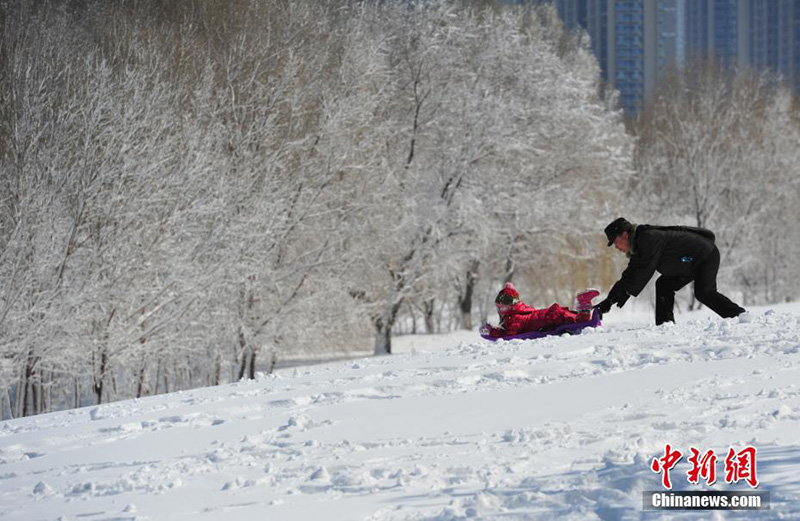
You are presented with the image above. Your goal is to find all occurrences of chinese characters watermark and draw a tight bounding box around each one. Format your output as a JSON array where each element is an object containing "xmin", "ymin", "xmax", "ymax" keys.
[{"xmin": 650, "ymin": 444, "xmax": 759, "ymax": 490}]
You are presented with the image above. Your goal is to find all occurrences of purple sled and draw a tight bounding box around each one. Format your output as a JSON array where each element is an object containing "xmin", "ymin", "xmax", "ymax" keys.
[{"xmin": 480, "ymin": 308, "xmax": 603, "ymax": 342}]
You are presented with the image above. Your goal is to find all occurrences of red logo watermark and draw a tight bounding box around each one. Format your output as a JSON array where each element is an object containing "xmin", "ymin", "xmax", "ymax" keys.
[{"xmin": 651, "ymin": 445, "xmax": 758, "ymax": 490}]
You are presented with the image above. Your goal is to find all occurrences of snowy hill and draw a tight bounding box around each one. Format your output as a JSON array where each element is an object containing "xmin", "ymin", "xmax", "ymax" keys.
[{"xmin": 2, "ymin": 305, "xmax": 800, "ymax": 520}]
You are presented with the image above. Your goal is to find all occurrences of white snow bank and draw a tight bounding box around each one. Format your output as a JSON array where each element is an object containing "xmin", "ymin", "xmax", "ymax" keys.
[{"xmin": 1, "ymin": 304, "xmax": 799, "ymax": 519}]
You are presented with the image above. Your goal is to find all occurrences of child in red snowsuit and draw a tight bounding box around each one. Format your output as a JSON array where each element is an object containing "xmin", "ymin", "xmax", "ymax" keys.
[{"xmin": 482, "ymin": 283, "xmax": 598, "ymax": 338}]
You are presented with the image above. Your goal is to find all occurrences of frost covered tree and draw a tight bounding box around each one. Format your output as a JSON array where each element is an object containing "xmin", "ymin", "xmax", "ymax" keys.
[
  {"xmin": 0, "ymin": 3, "xmax": 92, "ymax": 415},
  {"xmin": 0, "ymin": 0, "xmax": 636, "ymax": 416},
  {"xmin": 634, "ymin": 64, "xmax": 800, "ymax": 305},
  {"xmin": 466, "ymin": 7, "xmax": 632, "ymax": 309},
  {"xmin": 326, "ymin": 4, "xmax": 633, "ymax": 352}
]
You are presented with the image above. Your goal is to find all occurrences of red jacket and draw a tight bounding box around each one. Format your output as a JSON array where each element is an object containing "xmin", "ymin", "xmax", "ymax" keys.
[{"xmin": 487, "ymin": 302, "xmax": 577, "ymax": 338}]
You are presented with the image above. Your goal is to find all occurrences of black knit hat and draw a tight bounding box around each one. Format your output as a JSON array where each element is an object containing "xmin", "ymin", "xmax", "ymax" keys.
[{"xmin": 604, "ymin": 217, "xmax": 633, "ymax": 246}]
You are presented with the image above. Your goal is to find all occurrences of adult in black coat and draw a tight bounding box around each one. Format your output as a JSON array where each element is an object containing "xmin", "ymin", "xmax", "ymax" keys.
[{"xmin": 597, "ymin": 218, "xmax": 745, "ymax": 325}]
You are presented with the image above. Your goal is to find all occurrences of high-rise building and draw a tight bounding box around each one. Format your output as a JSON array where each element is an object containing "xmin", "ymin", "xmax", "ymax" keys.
[
  {"xmin": 686, "ymin": 0, "xmax": 710, "ymax": 60},
  {"xmin": 712, "ymin": 0, "xmax": 742, "ymax": 66},
  {"xmin": 750, "ymin": 0, "xmax": 800, "ymax": 91},
  {"xmin": 750, "ymin": 0, "xmax": 780, "ymax": 70},
  {"xmin": 684, "ymin": 0, "xmax": 751, "ymax": 68},
  {"xmin": 777, "ymin": 0, "xmax": 800, "ymax": 91},
  {"xmin": 511, "ymin": 0, "xmax": 800, "ymax": 113},
  {"xmin": 585, "ymin": 1, "xmax": 685, "ymax": 113},
  {"xmin": 587, "ymin": 0, "xmax": 610, "ymax": 81},
  {"xmin": 606, "ymin": 1, "xmax": 649, "ymax": 113},
  {"xmin": 657, "ymin": 0, "xmax": 687, "ymax": 75},
  {"xmin": 684, "ymin": 0, "xmax": 799, "ymax": 90},
  {"xmin": 554, "ymin": 0, "xmax": 588, "ymax": 30}
]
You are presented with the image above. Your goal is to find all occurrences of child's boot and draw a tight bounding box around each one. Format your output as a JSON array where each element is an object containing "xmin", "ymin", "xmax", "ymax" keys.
[{"xmin": 575, "ymin": 289, "xmax": 600, "ymax": 322}]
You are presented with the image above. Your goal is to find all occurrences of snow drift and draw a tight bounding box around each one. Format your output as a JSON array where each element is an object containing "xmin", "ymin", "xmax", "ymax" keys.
[{"xmin": 2, "ymin": 305, "xmax": 800, "ymax": 520}]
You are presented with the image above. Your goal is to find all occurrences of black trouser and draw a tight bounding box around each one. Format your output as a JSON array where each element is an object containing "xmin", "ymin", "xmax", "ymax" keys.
[{"xmin": 655, "ymin": 247, "xmax": 745, "ymax": 325}]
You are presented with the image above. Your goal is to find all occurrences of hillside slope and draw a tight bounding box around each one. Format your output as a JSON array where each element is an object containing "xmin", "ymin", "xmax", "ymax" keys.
[{"xmin": 2, "ymin": 305, "xmax": 800, "ymax": 520}]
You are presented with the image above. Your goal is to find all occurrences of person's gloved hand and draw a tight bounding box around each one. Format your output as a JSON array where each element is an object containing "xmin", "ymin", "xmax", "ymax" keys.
[
  {"xmin": 615, "ymin": 293, "xmax": 630, "ymax": 308},
  {"xmin": 596, "ymin": 299, "xmax": 613, "ymax": 314}
]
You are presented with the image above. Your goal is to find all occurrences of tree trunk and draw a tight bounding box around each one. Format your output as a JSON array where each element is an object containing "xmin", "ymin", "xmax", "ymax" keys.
[
  {"xmin": 374, "ymin": 317, "xmax": 393, "ymax": 355},
  {"xmin": 154, "ymin": 358, "xmax": 162, "ymax": 395},
  {"xmin": 22, "ymin": 379, "xmax": 29, "ymax": 418},
  {"xmin": 93, "ymin": 348, "xmax": 109, "ymax": 404},
  {"xmin": 248, "ymin": 350, "xmax": 257, "ymax": 380},
  {"xmin": 32, "ymin": 376, "xmax": 40, "ymax": 415},
  {"xmin": 22, "ymin": 350, "xmax": 36, "ymax": 417},
  {"xmin": 39, "ymin": 372, "xmax": 47, "ymax": 414},
  {"xmin": 423, "ymin": 298, "xmax": 435, "ymax": 334},
  {"xmin": 15, "ymin": 377, "xmax": 22, "ymax": 418},
  {"xmin": 459, "ymin": 260, "xmax": 479, "ymax": 330},
  {"xmin": 238, "ymin": 349, "xmax": 249, "ymax": 381},
  {"xmin": 137, "ymin": 361, "xmax": 147, "ymax": 398},
  {"xmin": 374, "ymin": 294, "xmax": 404, "ymax": 355},
  {"xmin": 237, "ymin": 327, "xmax": 249, "ymax": 380},
  {"xmin": 137, "ymin": 327, "xmax": 148, "ymax": 397},
  {"xmin": 3, "ymin": 388, "xmax": 12, "ymax": 420},
  {"xmin": 93, "ymin": 315, "xmax": 113, "ymax": 404},
  {"xmin": 46, "ymin": 371, "xmax": 53, "ymax": 413},
  {"xmin": 214, "ymin": 354, "xmax": 222, "ymax": 386}
]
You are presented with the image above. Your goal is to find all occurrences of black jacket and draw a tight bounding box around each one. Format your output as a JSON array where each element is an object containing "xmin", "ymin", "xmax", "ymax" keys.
[{"xmin": 609, "ymin": 225, "xmax": 716, "ymax": 301}]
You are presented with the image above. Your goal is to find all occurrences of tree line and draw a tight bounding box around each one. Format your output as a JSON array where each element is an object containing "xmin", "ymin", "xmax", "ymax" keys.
[{"xmin": 1, "ymin": 0, "xmax": 797, "ymax": 418}]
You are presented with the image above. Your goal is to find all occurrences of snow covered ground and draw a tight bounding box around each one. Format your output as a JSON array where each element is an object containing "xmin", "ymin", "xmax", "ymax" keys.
[{"xmin": 2, "ymin": 303, "xmax": 800, "ymax": 520}]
